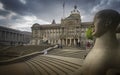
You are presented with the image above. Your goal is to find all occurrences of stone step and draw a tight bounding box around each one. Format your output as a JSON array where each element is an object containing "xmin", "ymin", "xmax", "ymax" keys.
[
  {"xmin": 26, "ymin": 56, "xmax": 70, "ymax": 75},
  {"xmin": 25, "ymin": 61, "xmax": 43, "ymax": 75},
  {"xmin": 49, "ymin": 51, "xmax": 73, "ymax": 56},
  {"xmin": 49, "ymin": 50, "xmax": 86, "ymax": 58},
  {"xmin": 32, "ymin": 59, "xmax": 67, "ymax": 75},
  {"xmin": 35, "ymin": 58, "xmax": 75, "ymax": 72},
  {"xmin": 39, "ymin": 55, "xmax": 81, "ymax": 68},
  {"xmin": 62, "ymin": 51, "xmax": 86, "ymax": 58},
  {"xmin": 43, "ymin": 55, "xmax": 83, "ymax": 65},
  {"xmin": 25, "ymin": 55, "xmax": 82, "ymax": 75},
  {"xmin": 29, "ymin": 60, "xmax": 57, "ymax": 75}
]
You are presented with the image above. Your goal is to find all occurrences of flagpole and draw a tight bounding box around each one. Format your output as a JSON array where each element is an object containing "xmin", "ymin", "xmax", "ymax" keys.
[
  {"xmin": 75, "ymin": 0, "xmax": 78, "ymax": 7},
  {"xmin": 63, "ymin": 0, "xmax": 65, "ymax": 19}
]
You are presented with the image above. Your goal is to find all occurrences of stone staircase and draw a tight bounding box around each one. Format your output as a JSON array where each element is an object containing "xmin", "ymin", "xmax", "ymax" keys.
[
  {"xmin": 0, "ymin": 46, "xmax": 84, "ymax": 75},
  {"xmin": 25, "ymin": 55, "xmax": 82, "ymax": 75}
]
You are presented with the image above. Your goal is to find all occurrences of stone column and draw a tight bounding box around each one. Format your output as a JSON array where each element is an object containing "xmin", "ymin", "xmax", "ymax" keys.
[
  {"xmin": 66, "ymin": 39, "xmax": 67, "ymax": 46},
  {"xmin": 58, "ymin": 39, "xmax": 61, "ymax": 44},
  {"xmin": 1, "ymin": 31, "xmax": 4, "ymax": 40},
  {"xmin": 32, "ymin": 40, "xmax": 35, "ymax": 45},
  {"xmin": 70, "ymin": 38, "xmax": 72, "ymax": 46},
  {"xmin": 17, "ymin": 34, "xmax": 19, "ymax": 41},
  {"xmin": 19, "ymin": 34, "xmax": 21, "ymax": 41},
  {"xmin": 8, "ymin": 32, "xmax": 10, "ymax": 41},
  {"xmin": 4, "ymin": 31, "xmax": 6, "ymax": 41},
  {"xmin": 50, "ymin": 40, "xmax": 51, "ymax": 44},
  {"xmin": 60, "ymin": 39, "xmax": 62, "ymax": 45},
  {"xmin": 17, "ymin": 33, "xmax": 19, "ymax": 45},
  {"xmin": 10, "ymin": 32, "xmax": 12, "ymax": 41},
  {"xmin": 53, "ymin": 40, "xmax": 54, "ymax": 45},
  {"xmin": 15, "ymin": 33, "xmax": 17, "ymax": 45},
  {"xmin": 6, "ymin": 32, "xmax": 8, "ymax": 41},
  {"xmin": 78, "ymin": 38, "xmax": 80, "ymax": 42},
  {"xmin": 11, "ymin": 32, "xmax": 14, "ymax": 41},
  {"xmin": 13, "ymin": 33, "xmax": 15, "ymax": 41},
  {"xmin": 0, "ymin": 31, "xmax": 1, "ymax": 40},
  {"xmin": 11, "ymin": 33, "xmax": 12, "ymax": 41},
  {"xmin": 48, "ymin": 40, "xmax": 50, "ymax": 44},
  {"xmin": 18, "ymin": 33, "xmax": 20, "ymax": 44},
  {"xmin": 55, "ymin": 40, "xmax": 56, "ymax": 44},
  {"xmin": 18, "ymin": 34, "xmax": 20, "ymax": 41},
  {"xmin": 6, "ymin": 31, "xmax": 8, "ymax": 41},
  {"xmin": 61, "ymin": 39, "xmax": 63, "ymax": 45},
  {"xmin": 74, "ymin": 39, "xmax": 76, "ymax": 46},
  {"xmin": 16, "ymin": 33, "xmax": 17, "ymax": 42},
  {"xmin": 62, "ymin": 39, "xmax": 65, "ymax": 45},
  {"xmin": 37, "ymin": 40, "xmax": 40, "ymax": 45},
  {"xmin": 51, "ymin": 40, "xmax": 53, "ymax": 45},
  {"xmin": 15, "ymin": 33, "xmax": 16, "ymax": 41},
  {"xmin": 20, "ymin": 34, "xmax": 22, "ymax": 45},
  {"xmin": 7, "ymin": 32, "xmax": 9, "ymax": 41},
  {"xmin": 12, "ymin": 33, "xmax": 14, "ymax": 45},
  {"xmin": 22, "ymin": 34, "xmax": 23, "ymax": 41}
]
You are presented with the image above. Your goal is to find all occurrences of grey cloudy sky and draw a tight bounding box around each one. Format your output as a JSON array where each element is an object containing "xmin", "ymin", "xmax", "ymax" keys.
[{"xmin": 0, "ymin": 0, "xmax": 120, "ymax": 31}]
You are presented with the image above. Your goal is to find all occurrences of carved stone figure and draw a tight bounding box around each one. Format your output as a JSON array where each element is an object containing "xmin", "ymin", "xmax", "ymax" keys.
[{"xmin": 81, "ymin": 9, "xmax": 120, "ymax": 75}]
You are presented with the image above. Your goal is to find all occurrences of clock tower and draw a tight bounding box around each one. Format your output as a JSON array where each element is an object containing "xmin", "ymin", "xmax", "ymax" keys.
[{"xmin": 61, "ymin": 5, "xmax": 81, "ymax": 26}]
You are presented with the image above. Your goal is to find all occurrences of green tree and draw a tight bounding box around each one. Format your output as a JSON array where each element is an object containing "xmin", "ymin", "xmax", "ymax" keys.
[{"xmin": 86, "ymin": 27, "xmax": 93, "ymax": 40}]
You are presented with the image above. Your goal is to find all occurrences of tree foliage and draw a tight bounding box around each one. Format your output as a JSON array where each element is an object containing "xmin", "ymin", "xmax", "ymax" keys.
[{"xmin": 86, "ymin": 27, "xmax": 93, "ymax": 40}]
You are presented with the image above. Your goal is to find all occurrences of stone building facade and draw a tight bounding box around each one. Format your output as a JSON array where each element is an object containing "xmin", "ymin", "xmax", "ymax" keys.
[
  {"xmin": 31, "ymin": 6, "xmax": 93, "ymax": 47},
  {"xmin": 0, "ymin": 26, "xmax": 31, "ymax": 46}
]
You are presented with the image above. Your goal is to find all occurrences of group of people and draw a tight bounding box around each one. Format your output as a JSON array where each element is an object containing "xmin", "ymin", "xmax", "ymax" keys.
[{"xmin": 76, "ymin": 41, "xmax": 93, "ymax": 50}]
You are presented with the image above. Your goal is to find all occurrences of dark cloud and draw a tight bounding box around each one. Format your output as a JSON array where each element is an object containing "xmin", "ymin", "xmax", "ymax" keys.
[
  {"xmin": 0, "ymin": 0, "xmax": 119, "ymax": 31},
  {"xmin": 91, "ymin": 0, "xmax": 120, "ymax": 13},
  {"xmin": 0, "ymin": 10, "xmax": 10, "ymax": 16},
  {"xmin": 0, "ymin": 0, "xmax": 29, "ymax": 15},
  {"xmin": 107, "ymin": 0, "xmax": 120, "ymax": 11}
]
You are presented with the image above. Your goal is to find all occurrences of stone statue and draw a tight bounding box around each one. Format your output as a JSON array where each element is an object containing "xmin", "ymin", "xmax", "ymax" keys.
[{"xmin": 81, "ymin": 9, "xmax": 120, "ymax": 75}]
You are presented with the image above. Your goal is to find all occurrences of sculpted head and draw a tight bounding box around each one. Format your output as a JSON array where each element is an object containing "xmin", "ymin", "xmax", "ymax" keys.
[{"xmin": 92, "ymin": 9, "xmax": 120, "ymax": 37}]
